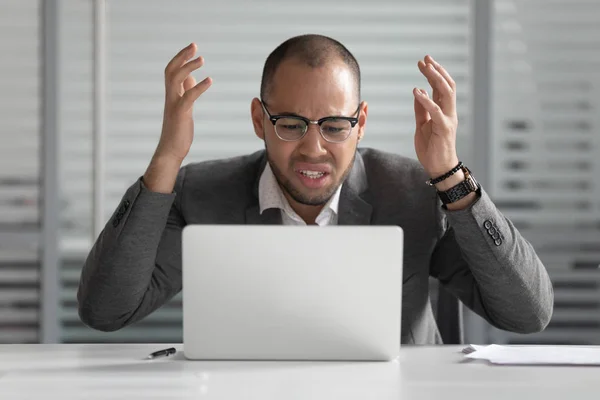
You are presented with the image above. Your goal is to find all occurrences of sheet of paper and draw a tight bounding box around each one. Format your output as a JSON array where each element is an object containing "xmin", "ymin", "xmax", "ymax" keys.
[{"xmin": 464, "ymin": 344, "xmax": 600, "ymax": 365}]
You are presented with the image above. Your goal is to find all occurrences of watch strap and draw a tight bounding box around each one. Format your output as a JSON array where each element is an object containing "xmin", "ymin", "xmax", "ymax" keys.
[{"xmin": 437, "ymin": 167, "xmax": 480, "ymax": 205}]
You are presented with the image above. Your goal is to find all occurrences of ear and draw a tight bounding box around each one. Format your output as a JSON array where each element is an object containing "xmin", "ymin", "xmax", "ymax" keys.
[
  {"xmin": 357, "ymin": 101, "xmax": 368, "ymax": 142},
  {"xmin": 251, "ymin": 97, "xmax": 265, "ymax": 140}
]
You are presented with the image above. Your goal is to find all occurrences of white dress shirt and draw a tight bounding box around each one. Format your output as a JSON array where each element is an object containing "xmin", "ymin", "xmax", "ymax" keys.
[{"xmin": 258, "ymin": 163, "xmax": 341, "ymax": 226}]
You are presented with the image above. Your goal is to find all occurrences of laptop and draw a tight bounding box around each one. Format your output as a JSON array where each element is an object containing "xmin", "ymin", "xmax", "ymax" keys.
[{"xmin": 181, "ymin": 225, "xmax": 403, "ymax": 361}]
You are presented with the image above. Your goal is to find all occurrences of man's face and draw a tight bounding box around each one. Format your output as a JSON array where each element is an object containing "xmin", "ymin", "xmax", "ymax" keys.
[{"xmin": 251, "ymin": 59, "xmax": 367, "ymax": 207}]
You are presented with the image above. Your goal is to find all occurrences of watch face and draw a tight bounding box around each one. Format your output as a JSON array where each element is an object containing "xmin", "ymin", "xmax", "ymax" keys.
[{"xmin": 466, "ymin": 175, "xmax": 479, "ymax": 191}]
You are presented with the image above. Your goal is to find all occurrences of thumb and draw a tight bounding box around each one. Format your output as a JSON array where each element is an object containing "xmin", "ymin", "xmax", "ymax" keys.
[{"xmin": 183, "ymin": 75, "xmax": 196, "ymax": 93}]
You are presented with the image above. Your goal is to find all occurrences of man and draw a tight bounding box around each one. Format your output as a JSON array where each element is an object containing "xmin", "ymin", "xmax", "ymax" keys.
[{"xmin": 77, "ymin": 34, "xmax": 553, "ymax": 344}]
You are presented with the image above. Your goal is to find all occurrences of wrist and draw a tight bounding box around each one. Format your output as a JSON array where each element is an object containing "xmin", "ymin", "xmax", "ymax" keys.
[
  {"xmin": 425, "ymin": 157, "xmax": 460, "ymax": 180},
  {"xmin": 143, "ymin": 153, "xmax": 183, "ymax": 194},
  {"xmin": 434, "ymin": 170, "xmax": 465, "ymax": 191},
  {"xmin": 151, "ymin": 152, "xmax": 184, "ymax": 170},
  {"xmin": 426, "ymin": 159, "xmax": 462, "ymax": 187},
  {"xmin": 434, "ymin": 165, "xmax": 481, "ymax": 210}
]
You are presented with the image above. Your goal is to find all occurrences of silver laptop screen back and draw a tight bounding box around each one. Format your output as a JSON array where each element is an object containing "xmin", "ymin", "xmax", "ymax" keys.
[{"xmin": 182, "ymin": 225, "xmax": 403, "ymax": 361}]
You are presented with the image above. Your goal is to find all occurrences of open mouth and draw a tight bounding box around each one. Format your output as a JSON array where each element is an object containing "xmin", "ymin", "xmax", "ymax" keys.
[
  {"xmin": 295, "ymin": 169, "xmax": 331, "ymax": 189},
  {"xmin": 298, "ymin": 170, "xmax": 328, "ymax": 179}
]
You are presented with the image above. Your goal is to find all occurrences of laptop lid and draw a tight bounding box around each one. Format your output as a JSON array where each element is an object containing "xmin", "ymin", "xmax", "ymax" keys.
[{"xmin": 182, "ymin": 225, "xmax": 403, "ymax": 361}]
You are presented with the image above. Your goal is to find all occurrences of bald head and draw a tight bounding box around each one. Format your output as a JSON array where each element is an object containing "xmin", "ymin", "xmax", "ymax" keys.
[{"xmin": 260, "ymin": 34, "xmax": 361, "ymax": 104}]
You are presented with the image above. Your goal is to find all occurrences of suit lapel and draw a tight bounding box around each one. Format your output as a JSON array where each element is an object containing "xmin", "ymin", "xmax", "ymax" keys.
[
  {"xmin": 338, "ymin": 151, "xmax": 373, "ymax": 225},
  {"xmin": 338, "ymin": 190, "xmax": 372, "ymax": 225},
  {"xmin": 245, "ymin": 152, "xmax": 282, "ymax": 224}
]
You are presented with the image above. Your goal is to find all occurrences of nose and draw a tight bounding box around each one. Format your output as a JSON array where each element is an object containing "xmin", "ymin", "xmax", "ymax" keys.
[{"xmin": 298, "ymin": 123, "xmax": 327, "ymax": 158}]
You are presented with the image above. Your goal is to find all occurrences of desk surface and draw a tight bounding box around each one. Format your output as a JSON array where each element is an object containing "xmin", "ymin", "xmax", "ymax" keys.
[{"xmin": 0, "ymin": 344, "xmax": 598, "ymax": 399}]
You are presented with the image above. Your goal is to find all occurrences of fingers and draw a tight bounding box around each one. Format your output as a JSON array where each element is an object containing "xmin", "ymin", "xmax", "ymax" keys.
[
  {"xmin": 181, "ymin": 77, "xmax": 213, "ymax": 111},
  {"xmin": 170, "ymin": 56, "xmax": 204, "ymax": 94},
  {"xmin": 165, "ymin": 43, "xmax": 197, "ymax": 78},
  {"xmin": 425, "ymin": 55, "xmax": 456, "ymax": 91},
  {"xmin": 413, "ymin": 88, "xmax": 430, "ymax": 128},
  {"xmin": 418, "ymin": 56, "xmax": 456, "ymax": 115},
  {"xmin": 413, "ymin": 88, "xmax": 444, "ymax": 122},
  {"xmin": 164, "ymin": 43, "xmax": 209, "ymax": 103}
]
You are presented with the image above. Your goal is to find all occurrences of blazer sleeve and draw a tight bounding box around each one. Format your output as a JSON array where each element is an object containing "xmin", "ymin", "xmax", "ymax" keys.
[
  {"xmin": 429, "ymin": 188, "xmax": 554, "ymax": 334},
  {"xmin": 76, "ymin": 167, "xmax": 187, "ymax": 332}
]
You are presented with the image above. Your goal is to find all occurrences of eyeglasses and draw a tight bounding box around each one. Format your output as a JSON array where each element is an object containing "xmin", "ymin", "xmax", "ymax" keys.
[{"xmin": 260, "ymin": 100, "xmax": 360, "ymax": 143}]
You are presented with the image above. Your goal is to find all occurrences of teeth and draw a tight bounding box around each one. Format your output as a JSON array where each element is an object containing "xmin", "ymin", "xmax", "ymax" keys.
[{"xmin": 300, "ymin": 170, "xmax": 325, "ymax": 179}]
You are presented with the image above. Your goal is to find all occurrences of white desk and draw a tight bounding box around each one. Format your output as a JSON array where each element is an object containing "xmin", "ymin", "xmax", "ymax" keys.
[{"xmin": 0, "ymin": 344, "xmax": 598, "ymax": 399}]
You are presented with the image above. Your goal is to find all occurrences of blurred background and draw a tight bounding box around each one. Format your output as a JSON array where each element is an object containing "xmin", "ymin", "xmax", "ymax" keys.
[{"xmin": 1, "ymin": 0, "xmax": 599, "ymax": 345}]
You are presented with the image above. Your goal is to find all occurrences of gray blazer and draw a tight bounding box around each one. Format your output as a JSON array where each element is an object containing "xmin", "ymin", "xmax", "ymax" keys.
[{"xmin": 77, "ymin": 148, "xmax": 554, "ymax": 344}]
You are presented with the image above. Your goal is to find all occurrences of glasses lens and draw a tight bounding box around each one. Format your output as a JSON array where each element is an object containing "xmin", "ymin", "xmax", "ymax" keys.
[
  {"xmin": 275, "ymin": 117, "xmax": 307, "ymax": 141},
  {"xmin": 320, "ymin": 119, "xmax": 352, "ymax": 142}
]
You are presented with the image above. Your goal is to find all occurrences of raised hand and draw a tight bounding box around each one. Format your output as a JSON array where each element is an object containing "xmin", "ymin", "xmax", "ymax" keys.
[
  {"xmin": 412, "ymin": 55, "xmax": 459, "ymax": 179},
  {"xmin": 157, "ymin": 42, "xmax": 212, "ymax": 163},
  {"xmin": 144, "ymin": 43, "xmax": 212, "ymax": 193}
]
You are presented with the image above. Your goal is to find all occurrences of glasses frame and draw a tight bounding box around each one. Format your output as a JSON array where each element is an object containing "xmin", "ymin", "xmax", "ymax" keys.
[{"xmin": 260, "ymin": 100, "xmax": 360, "ymax": 143}]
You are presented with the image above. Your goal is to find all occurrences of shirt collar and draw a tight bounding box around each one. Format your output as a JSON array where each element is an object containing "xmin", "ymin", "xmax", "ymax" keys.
[{"xmin": 258, "ymin": 162, "xmax": 341, "ymax": 219}]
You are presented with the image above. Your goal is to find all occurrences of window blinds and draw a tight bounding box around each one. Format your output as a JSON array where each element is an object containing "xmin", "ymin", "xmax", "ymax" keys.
[
  {"xmin": 0, "ymin": 0, "xmax": 41, "ymax": 343},
  {"xmin": 490, "ymin": 0, "xmax": 600, "ymax": 345}
]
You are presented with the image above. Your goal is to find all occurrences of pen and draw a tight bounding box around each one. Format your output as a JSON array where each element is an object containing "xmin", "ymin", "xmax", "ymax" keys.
[{"xmin": 146, "ymin": 347, "xmax": 177, "ymax": 360}]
